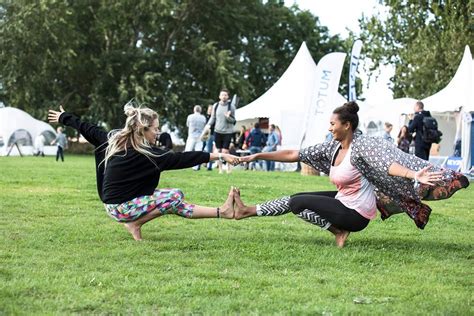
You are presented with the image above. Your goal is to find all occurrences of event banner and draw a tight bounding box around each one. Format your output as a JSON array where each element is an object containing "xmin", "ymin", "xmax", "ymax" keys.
[
  {"xmin": 348, "ymin": 39, "xmax": 363, "ymax": 101},
  {"xmin": 301, "ymin": 52, "xmax": 346, "ymax": 148}
]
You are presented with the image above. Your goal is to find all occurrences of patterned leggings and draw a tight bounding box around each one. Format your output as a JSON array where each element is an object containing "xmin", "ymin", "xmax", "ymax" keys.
[
  {"xmin": 257, "ymin": 192, "xmax": 369, "ymax": 232},
  {"xmin": 104, "ymin": 188, "xmax": 194, "ymax": 222}
]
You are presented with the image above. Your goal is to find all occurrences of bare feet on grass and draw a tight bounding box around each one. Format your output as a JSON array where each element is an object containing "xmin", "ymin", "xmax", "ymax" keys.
[
  {"xmin": 219, "ymin": 187, "xmax": 235, "ymax": 219},
  {"xmin": 233, "ymin": 187, "xmax": 255, "ymax": 220},
  {"xmin": 123, "ymin": 222, "xmax": 143, "ymax": 241},
  {"xmin": 328, "ymin": 225, "xmax": 350, "ymax": 248},
  {"xmin": 335, "ymin": 230, "xmax": 350, "ymax": 248},
  {"xmin": 333, "ymin": 229, "xmax": 351, "ymax": 248}
]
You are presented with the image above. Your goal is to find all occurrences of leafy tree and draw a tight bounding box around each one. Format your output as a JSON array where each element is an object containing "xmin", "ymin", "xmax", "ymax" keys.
[
  {"xmin": 0, "ymin": 0, "xmax": 347, "ymax": 137},
  {"xmin": 359, "ymin": 0, "xmax": 473, "ymax": 99}
]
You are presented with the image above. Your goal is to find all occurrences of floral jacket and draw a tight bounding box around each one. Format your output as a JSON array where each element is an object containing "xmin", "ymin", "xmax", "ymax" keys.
[{"xmin": 299, "ymin": 134, "xmax": 469, "ymax": 229}]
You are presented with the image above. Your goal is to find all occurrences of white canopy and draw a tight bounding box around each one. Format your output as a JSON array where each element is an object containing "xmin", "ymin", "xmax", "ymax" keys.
[
  {"xmin": 358, "ymin": 45, "xmax": 473, "ymax": 171},
  {"xmin": 0, "ymin": 107, "xmax": 57, "ymax": 156},
  {"xmin": 236, "ymin": 42, "xmax": 473, "ymax": 171},
  {"xmin": 236, "ymin": 42, "xmax": 346, "ymax": 149}
]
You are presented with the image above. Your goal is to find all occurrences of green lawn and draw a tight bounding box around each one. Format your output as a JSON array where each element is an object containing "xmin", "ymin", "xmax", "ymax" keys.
[{"xmin": 1, "ymin": 155, "xmax": 473, "ymax": 314}]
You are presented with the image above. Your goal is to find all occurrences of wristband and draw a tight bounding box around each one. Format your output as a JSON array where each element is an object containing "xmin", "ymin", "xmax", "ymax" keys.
[
  {"xmin": 414, "ymin": 173, "xmax": 419, "ymax": 185},
  {"xmin": 218, "ymin": 153, "xmax": 225, "ymax": 163}
]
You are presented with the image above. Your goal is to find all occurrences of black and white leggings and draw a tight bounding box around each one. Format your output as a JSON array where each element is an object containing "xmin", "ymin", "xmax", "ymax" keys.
[{"xmin": 256, "ymin": 191, "xmax": 369, "ymax": 232}]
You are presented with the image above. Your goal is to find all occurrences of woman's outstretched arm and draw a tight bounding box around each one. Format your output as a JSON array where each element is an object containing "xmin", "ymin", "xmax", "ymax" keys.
[
  {"xmin": 388, "ymin": 162, "xmax": 443, "ymax": 186},
  {"xmin": 48, "ymin": 105, "xmax": 109, "ymax": 147},
  {"xmin": 239, "ymin": 150, "xmax": 299, "ymax": 163}
]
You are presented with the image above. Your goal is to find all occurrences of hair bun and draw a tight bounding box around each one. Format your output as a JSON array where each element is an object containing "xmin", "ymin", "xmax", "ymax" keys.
[
  {"xmin": 124, "ymin": 100, "xmax": 138, "ymax": 117},
  {"xmin": 345, "ymin": 101, "xmax": 359, "ymax": 114}
]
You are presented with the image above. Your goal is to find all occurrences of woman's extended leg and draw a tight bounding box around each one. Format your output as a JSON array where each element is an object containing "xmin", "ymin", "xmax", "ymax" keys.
[
  {"xmin": 234, "ymin": 189, "xmax": 366, "ymax": 247},
  {"xmin": 111, "ymin": 187, "xmax": 235, "ymax": 241},
  {"xmin": 191, "ymin": 188, "xmax": 234, "ymax": 219},
  {"xmin": 234, "ymin": 188, "xmax": 291, "ymax": 219}
]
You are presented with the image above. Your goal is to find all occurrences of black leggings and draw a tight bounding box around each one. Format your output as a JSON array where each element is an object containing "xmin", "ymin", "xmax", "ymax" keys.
[{"xmin": 289, "ymin": 191, "xmax": 369, "ymax": 232}]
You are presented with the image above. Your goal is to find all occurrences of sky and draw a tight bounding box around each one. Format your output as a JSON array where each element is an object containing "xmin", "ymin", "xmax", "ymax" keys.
[{"xmin": 289, "ymin": 0, "xmax": 395, "ymax": 104}]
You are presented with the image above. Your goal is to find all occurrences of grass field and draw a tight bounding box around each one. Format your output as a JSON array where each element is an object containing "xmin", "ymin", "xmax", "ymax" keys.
[{"xmin": 1, "ymin": 155, "xmax": 473, "ymax": 314}]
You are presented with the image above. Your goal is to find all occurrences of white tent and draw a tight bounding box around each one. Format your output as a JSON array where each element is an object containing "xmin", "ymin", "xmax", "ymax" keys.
[
  {"xmin": 0, "ymin": 107, "xmax": 57, "ymax": 156},
  {"xmin": 236, "ymin": 42, "xmax": 317, "ymax": 149},
  {"xmin": 358, "ymin": 45, "xmax": 473, "ymax": 169},
  {"xmin": 236, "ymin": 42, "xmax": 346, "ymax": 149}
]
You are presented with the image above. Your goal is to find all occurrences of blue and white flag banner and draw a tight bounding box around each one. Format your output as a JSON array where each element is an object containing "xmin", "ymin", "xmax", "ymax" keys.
[
  {"xmin": 301, "ymin": 52, "xmax": 347, "ymax": 147},
  {"xmin": 348, "ymin": 39, "xmax": 363, "ymax": 101}
]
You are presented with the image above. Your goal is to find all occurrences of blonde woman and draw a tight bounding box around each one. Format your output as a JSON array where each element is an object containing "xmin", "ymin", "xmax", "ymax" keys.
[{"xmin": 48, "ymin": 103, "xmax": 239, "ymax": 241}]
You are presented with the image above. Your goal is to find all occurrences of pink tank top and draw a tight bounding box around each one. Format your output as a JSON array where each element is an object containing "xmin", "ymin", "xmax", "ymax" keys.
[{"xmin": 329, "ymin": 145, "xmax": 377, "ymax": 220}]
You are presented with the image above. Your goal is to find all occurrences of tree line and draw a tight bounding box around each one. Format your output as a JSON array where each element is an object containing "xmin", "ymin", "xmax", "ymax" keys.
[
  {"xmin": 0, "ymin": 0, "xmax": 347, "ymax": 135},
  {"xmin": 1, "ymin": 0, "xmax": 471, "ymax": 136}
]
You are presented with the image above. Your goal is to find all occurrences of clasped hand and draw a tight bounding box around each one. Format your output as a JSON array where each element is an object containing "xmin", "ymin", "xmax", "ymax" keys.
[{"xmin": 219, "ymin": 154, "xmax": 258, "ymax": 165}]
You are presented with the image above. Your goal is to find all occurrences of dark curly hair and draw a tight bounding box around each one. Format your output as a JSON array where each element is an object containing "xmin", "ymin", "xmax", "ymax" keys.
[{"xmin": 333, "ymin": 101, "xmax": 359, "ymax": 131}]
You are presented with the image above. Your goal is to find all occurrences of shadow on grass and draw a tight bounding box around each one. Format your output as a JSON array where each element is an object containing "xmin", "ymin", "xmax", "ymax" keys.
[{"xmin": 129, "ymin": 226, "xmax": 472, "ymax": 259}]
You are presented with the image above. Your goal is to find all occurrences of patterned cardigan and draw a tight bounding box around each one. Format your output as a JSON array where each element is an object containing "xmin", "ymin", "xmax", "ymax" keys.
[{"xmin": 299, "ymin": 134, "xmax": 469, "ymax": 229}]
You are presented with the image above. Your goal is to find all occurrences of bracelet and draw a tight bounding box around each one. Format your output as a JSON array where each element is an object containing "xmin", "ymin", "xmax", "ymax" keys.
[
  {"xmin": 404, "ymin": 170, "xmax": 409, "ymax": 178},
  {"xmin": 218, "ymin": 153, "xmax": 225, "ymax": 163},
  {"xmin": 414, "ymin": 173, "xmax": 419, "ymax": 184}
]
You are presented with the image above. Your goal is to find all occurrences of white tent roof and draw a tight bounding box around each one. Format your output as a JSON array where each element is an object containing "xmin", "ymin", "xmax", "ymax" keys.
[
  {"xmin": 358, "ymin": 46, "xmax": 473, "ymax": 159},
  {"xmin": 236, "ymin": 42, "xmax": 318, "ymax": 149},
  {"xmin": 236, "ymin": 42, "xmax": 317, "ymax": 122},
  {"xmin": 236, "ymin": 42, "xmax": 346, "ymax": 149},
  {"xmin": 423, "ymin": 46, "xmax": 473, "ymax": 113},
  {"xmin": 0, "ymin": 107, "xmax": 56, "ymax": 155}
]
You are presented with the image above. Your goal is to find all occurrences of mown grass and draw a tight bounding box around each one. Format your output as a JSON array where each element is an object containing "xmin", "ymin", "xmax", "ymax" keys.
[{"xmin": 1, "ymin": 155, "xmax": 473, "ymax": 314}]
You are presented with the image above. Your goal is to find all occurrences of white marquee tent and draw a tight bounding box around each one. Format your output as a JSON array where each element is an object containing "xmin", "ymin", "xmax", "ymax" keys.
[
  {"xmin": 234, "ymin": 42, "xmax": 474, "ymax": 172},
  {"xmin": 358, "ymin": 45, "xmax": 473, "ymax": 172},
  {"xmin": 235, "ymin": 42, "xmax": 346, "ymax": 149},
  {"xmin": 0, "ymin": 107, "xmax": 57, "ymax": 156}
]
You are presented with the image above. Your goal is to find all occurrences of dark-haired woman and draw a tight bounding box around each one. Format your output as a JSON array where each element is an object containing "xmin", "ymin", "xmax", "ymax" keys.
[
  {"xmin": 397, "ymin": 125, "xmax": 412, "ymax": 153},
  {"xmin": 236, "ymin": 102, "xmax": 468, "ymax": 247}
]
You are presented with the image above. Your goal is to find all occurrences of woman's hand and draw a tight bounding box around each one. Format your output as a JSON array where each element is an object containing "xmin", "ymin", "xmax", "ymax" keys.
[
  {"xmin": 48, "ymin": 105, "xmax": 65, "ymax": 123},
  {"xmin": 222, "ymin": 154, "xmax": 240, "ymax": 165},
  {"xmin": 239, "ymin": 154, "xmax": 257, "ymax": 163},
  {"xmin": 414, "ymin": 166, "xmax": 444, "ymax": 186}
]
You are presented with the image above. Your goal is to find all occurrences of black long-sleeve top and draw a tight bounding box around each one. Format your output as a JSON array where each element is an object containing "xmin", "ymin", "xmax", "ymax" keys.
[
  {"xmin": 59, "ymin": 112, "xmax": 210, "ymax": 204},
  {"xmin": 408, "ymin": 110, "xmax": 432, "ymax": 147}
]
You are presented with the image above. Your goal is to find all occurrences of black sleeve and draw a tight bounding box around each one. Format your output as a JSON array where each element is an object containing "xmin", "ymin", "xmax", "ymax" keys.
[
  {"xmin": 59, "ymin": 112, "xmax": 108, "ymax": 147},
  {"xmin": 158, "ymin": 151, "xmax": 210, "ymax": 171},
  {"xmin": 407, "ymin": 115, "xmax": 421, "ymax": 134}
]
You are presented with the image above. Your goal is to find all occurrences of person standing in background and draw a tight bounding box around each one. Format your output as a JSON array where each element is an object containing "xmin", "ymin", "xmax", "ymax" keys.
[
  {"xmin": 397, "ymin": 125, "xmax": 412, "ymax": 154},
  {"xmin": 34, "ymin": 134, "xmax": 45, "ymax": 157},
  {"xmin": 51, "ymin": 126, "xmax": 68, "ymax": 162},
  {"xmin": 202, "ymin": 104, "xmax": 216, "ymax": 171},
  {"xmin": 262, "ymin": 124, "xmax": 279, "ymax": 171},
  {"xmin": 408, "ymin": 101, "xmax": 433, "ymax": 160},
  {"xmin": 204, "ymin": 89, "xmax": 236, "ymax": 174},
  {"xmin": 245, "ymin": 122, "xmax": 266, "ymax": 170},
  {"xmin": 383, "ymin": 122, "xmax": 394, "ymax": 143},
  {"xmin": 185, "ymin": 105, "xmax": 206, "ymax": 170}
]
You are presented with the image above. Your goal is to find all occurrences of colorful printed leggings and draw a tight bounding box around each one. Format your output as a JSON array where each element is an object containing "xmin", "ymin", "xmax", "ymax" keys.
[{"xmin": 104, "ymin": 188, "xmax": 194, "ymax": 222}]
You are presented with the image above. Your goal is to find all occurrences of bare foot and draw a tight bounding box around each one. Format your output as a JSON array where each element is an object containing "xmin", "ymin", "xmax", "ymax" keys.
[
  {"xmin": 335, "ymin": 230, "xmax": 350, "ymax": 248},
  {"xmin": 219, "ymin": 187, "xmax": 235, "ymax": 219},
  {"xmin": 233, "ymin": 187, "xmax": 256, "ymax": 220},
  {"xmin": 123, "ymin": 222, "xmax": 143, "ymax": 241}
]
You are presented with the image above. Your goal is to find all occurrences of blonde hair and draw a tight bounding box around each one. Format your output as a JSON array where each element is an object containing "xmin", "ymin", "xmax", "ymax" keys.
[{"xmin": 103, "ymin": 101, "xmax": 162, "ymax": 168}]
